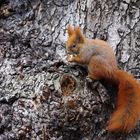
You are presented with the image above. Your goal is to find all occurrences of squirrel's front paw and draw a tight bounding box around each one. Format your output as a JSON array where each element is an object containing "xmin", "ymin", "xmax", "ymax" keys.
[
  {"xmin": 86, "ymin": 76, "xmax": 93, "ymax": 83},
  {"xmin": 67, "ymin": 54, "xmax": 74, "ymax": 62}
]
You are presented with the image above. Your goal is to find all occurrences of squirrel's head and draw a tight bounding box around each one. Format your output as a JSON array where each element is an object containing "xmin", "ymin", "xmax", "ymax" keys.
[{"xmin": 66, "ymin": 26, "xmax": 85, "ymax": 55}]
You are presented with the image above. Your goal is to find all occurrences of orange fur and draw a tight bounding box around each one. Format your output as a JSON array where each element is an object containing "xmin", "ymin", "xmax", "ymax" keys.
[
  {"xmin": 107, "ymin": 70, "xmax": 140, "ymax": 132},
  {"xmin": 66, "ymin": 26, "xmax": 140, "ymax": 133}
]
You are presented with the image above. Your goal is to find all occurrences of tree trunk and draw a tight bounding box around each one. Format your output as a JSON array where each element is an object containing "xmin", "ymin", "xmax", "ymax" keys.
[{"xmin": 0, "ymin": 0, "xmax": 140, "ymax": 139}]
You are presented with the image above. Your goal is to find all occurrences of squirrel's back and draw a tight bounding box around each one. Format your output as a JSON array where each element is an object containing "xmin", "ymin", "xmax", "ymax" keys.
[{"xmin": 84, "ymin": 38, "xmax": 118, "ymax": 69}]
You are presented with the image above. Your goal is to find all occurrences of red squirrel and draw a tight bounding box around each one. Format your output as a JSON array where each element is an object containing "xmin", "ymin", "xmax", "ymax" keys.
[{"xmin": 65, "ymin": 26, "xmax": 140, "ymax": 133}]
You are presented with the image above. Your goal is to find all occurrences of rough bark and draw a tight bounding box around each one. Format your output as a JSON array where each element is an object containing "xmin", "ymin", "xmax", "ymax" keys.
[{"xmin": 0, "ymin": 0, "xmax": 140, "ymax": 139}]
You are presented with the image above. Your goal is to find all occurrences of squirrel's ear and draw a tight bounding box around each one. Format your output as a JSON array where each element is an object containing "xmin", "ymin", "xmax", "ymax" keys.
[
  {"xmin": 67, "ymin": 26, "xmax": 74, "ymax": 36},
  {"xmin": 75, "ymin": 27, "xmax": 84, "ymax": 43}
]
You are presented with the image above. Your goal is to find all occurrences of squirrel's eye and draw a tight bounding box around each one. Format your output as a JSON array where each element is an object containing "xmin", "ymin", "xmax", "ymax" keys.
[{"xmin": 72, "ymin": 44, "xmax": 76, "ymax": 48}]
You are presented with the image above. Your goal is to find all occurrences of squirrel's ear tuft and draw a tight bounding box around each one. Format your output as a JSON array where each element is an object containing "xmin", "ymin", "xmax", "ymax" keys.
[
  {"xmin": 67, "ymin": 25, "xmax": 74, "ymax": 36},
  {"xmin": 75, "ymin": 27, "xmax": 84, "ymax": 43}
]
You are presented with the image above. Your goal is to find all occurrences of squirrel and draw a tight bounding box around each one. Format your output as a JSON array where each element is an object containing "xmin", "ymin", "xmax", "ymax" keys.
[{"xmin": 65, "ymin": 26, "xmax": 140, "ymax": 133}]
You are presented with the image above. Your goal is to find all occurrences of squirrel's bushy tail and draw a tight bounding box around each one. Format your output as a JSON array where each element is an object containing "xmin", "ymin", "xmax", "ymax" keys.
[{"xmin": 107, "ymin": 70, "xmax": 140, "ymax": 132}]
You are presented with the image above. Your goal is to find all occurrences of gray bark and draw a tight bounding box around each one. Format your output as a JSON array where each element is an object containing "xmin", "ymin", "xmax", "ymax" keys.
[{"xmin": 0, "ymin": 0, "xmax": 140, "ymax": 139}]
